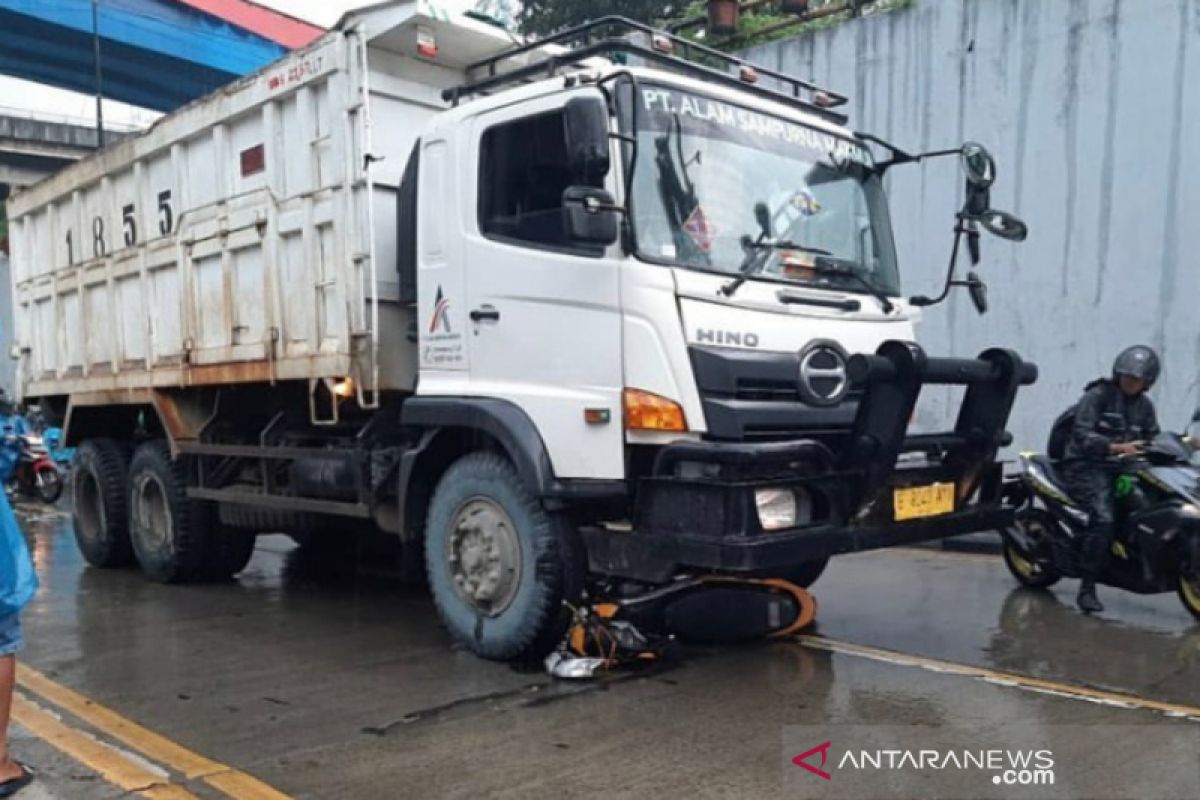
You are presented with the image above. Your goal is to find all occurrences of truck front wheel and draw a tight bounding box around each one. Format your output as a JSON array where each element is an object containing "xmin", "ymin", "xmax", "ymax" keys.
[
  {"xmin": 72, "ymin": 439, "xmax": 134, "ymax": 568},
  {"xmin": 425, "ymin": 452, "xmax": 582, "ymax": 661}
]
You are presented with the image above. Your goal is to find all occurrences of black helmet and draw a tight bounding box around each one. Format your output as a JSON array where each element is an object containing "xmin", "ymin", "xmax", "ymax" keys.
[{"xmin": 1112, "ymin": 345, "xmax": 1160, "ymax": 388}]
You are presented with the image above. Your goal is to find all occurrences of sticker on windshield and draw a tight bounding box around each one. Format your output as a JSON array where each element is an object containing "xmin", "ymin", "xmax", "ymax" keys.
[
  {"xmin": 791, "ymin": 188, "xmax": 822, "ymax": 217},
  {"xmin": 682, "ymin": 205, "xmax": 717, "ymax": 253},
  {"xmin": 640, "ymin": 87, "xmax": 873, "ymax": 168}
]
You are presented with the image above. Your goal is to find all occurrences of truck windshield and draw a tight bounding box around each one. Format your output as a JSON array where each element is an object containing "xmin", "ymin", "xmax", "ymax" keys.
[{"xmin": 625, "ymin": 85, "xmax": 900, "ymax": 296}]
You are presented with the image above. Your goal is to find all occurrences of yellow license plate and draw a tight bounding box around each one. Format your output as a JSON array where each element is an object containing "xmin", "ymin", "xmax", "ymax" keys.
[{"xmin": 893, "ymin": 482, "xmax": 956, "ymax": 521}]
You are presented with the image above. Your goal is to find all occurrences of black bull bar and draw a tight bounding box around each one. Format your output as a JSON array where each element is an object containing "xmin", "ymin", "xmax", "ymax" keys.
[
  {"xmin": 586, "ymin": 342, "xmax": 1038, "ymax": 582},
  {"xmin": 841, "ymin": 341, "xmax": 1038, "ymax": 512}
]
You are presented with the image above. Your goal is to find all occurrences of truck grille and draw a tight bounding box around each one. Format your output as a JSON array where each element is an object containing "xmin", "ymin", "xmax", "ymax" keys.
[
  {"xmin": 734, "ymin": 377, "xmax": 802, "ymax": 402},
  {"xmin": 690, "ymin": 345, "xmax": 859, "ymax": 443}
]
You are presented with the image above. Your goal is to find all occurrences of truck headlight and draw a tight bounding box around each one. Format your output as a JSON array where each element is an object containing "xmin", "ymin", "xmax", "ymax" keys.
[{"xmin": 755, "ymin": 488, "xmax": 813, "ymax": 531}]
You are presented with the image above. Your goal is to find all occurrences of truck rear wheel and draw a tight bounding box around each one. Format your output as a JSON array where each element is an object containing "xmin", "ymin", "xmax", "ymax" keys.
[
  {"xmin": 127, "ymin": 441, "xmax": 252, "ymax": 582},
  {"xmin": 72, "ymin": 439, "xmax": 134, "ymax": 568},
  {"xmin": 425, "ymin": 452, "xmax": 582, "ymax": 661}
]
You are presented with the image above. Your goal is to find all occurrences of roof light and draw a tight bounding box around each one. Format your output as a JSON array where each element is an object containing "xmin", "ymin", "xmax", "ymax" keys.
[
  {"xmin": 417, "ymin": 25, "xmax": 437, "ymax": 59},
  {"xmin": 651, "ymin": 34, "xmax": 675, "ymax": 54},
  {"xmin": 813, "ymin": 91, "xmax": 840, "ymax": 108},
  {"xmin": 739, "ymin": 65, "xmax": 759, "ymax": 84}
]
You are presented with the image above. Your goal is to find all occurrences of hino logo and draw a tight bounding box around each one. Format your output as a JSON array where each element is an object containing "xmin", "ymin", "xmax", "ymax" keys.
[
  {"xmin": 696, "ymin": 329, "xmax": 760, "ymax": 348},
  {"xmin": 798, "ymin": 342, "xmax": 849, "ymax": 406}
]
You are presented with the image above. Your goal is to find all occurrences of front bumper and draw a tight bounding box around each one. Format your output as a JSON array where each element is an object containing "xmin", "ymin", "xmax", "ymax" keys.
[
  {"xmin": 585, "ymin": 342, "xmax": 1034, "ymax": 583},
  {"xmin": 585, "ymin": 440, "xmax": 1009, "ymax": 581},
  {"xmin": 627, "ymin": 504, "xmax": 1013, "ymax": 575}
]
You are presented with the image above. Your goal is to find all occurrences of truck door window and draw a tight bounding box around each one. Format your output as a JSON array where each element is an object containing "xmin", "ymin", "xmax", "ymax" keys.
[{"xmin": 478, "ymin": 110, "xmax": 579, "ymax": 249}]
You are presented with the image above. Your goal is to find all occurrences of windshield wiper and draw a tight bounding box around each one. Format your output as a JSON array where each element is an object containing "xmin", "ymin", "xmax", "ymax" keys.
[
  {"xmin": 720, "ymin": 239, "xmax": 831, "ymax": 297},
  {"xmin": 809, "ymin": 256, "xmax": 895, "ymax": 313}
]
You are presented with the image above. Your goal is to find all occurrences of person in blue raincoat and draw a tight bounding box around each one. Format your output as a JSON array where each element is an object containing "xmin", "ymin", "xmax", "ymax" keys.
[
  {"xmin": 0, "ymin": 393, "xmax": 27, "ymax": 440},
  {"xmin": 0, "ymin": 398, "xmax": 35, "ymax": 796}
]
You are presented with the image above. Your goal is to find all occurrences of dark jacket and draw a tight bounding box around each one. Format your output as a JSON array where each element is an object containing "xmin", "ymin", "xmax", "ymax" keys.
[{"xmin": 1064, "ymin": 379, "xmax": 1160, "ymax": 462}]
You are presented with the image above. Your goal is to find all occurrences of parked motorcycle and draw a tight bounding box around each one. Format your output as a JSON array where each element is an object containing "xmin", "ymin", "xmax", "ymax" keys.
[
  {"xmin": 4, "ymin": 433, "xmax": 64, "ymax": 504},
  {"xmin": 1001, "ymin": 432, "xmax": 1200, "ymax": 620}
]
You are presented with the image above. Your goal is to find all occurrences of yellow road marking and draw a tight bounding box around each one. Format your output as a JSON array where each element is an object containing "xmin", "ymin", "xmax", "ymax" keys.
[
  {"xmin": 795, "ymin": 635, "xmax": 1200, "ymax": 721},
  {"xmin": 12, "ymin": 693, "xmax": 199, "ymax": 799},
  {"xmin": 16, "ymin": 664, "xmax": 293, "ymax": 800}
]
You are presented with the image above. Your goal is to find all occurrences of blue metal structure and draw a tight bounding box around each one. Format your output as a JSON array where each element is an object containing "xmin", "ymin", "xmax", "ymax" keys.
[{"xmin": 0, "ymin": 0, "xmax": 293, "ymax": 111}]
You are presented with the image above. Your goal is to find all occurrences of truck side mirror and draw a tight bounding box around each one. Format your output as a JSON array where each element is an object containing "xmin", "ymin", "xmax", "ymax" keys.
[
  {"xmin": 961, "ymin": 142, "xmax": 994, "ymax": 219},
  {"xmin": 979, "ymin": 210, "xmax": 1028, "ymax": 242},
  {"xmin": 961, "ymin": 142, "xmax": 996, "ymax": 187},
  {"xmin": 563, "ymin": 96, "xmax": 611, "ymax": 184},
  {"xmin": 563, "ymin": 186, "xmax": 619, "ymax": 246}
]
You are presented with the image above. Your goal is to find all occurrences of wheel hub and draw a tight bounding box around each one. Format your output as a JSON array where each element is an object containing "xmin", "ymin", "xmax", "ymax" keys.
[
  {"xmin": 133, "ymin": 473, "xmax": 172, "ymax": 551},
  {"xmin": 447, "ymin": 497, "xmax": 521, "ymax": 616}
]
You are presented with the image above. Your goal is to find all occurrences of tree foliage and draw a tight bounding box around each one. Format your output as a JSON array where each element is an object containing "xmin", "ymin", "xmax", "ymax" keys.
[
  {"xmin": 517, "ymin": 1, "xmax": 916, "ymax": 50},
  {"xmin": 517, "ymin": 1, "xmax": 685, "ymax": 36}
]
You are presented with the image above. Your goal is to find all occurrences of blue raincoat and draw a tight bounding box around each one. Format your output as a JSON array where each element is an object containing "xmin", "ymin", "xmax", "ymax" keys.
[{"xmin": 0, "ymin": 436, "xmax": 38, "ymax": 617}]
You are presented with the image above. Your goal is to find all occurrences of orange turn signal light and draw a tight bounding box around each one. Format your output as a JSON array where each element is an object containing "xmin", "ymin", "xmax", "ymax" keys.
[{"xmin": 623, "ymin": 389, "xmax": 687, "ymax": 432}]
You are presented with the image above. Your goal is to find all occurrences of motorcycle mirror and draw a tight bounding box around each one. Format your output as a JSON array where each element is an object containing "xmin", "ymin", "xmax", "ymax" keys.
[
  {"xmin": 966, "ymin": 271, "xmax": 988, "ymax": 315},
  {"xmin": 754, "ymin": 201, "xmax": 772, "ymax": 239},
  {"xmin": 961, "ymin": 142, "xmax": 996, "ymax": 188},
  {"xmin": 979, "ymin": 209, "xmax": 1028, "ymax": 242}
]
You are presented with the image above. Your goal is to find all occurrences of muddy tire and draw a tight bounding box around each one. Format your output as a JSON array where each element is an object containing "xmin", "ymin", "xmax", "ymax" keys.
[
  {"xmin": 424, "ymin": 452, "xmax": 583, "ymax": 661},
  {"xmin": 72, "ymin": 439, "xmax": 135, "ymax": 568},
  {"xmin": 127, "ymin": 441, "xmax": 213, "ymax": 583},
  {"xmin": 1002, "ymin": 510, "xmax": 1061, "ymax": 589}
]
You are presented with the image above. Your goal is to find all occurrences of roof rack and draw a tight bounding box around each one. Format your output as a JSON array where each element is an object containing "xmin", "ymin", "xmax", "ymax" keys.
[{"xmin": 441, "ymin": 16, "xmax": 850, "ymax": 124}]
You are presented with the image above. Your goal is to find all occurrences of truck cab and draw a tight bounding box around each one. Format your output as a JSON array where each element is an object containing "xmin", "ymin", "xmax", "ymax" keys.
[{"xmin": 392, "ymin": 18, "xmax": 1034, "ymax": 656}]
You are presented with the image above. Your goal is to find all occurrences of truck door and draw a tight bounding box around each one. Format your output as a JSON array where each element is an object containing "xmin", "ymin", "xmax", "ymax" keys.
[{"xmin": 461, "ymin": 92, "xmax": 624, "ymax": 480}]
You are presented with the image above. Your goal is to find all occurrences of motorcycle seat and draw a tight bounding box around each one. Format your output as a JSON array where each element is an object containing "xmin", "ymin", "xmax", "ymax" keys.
[{"xmin": 1028, "ymin": 454, "xmax": 1080, "ymax": 506}]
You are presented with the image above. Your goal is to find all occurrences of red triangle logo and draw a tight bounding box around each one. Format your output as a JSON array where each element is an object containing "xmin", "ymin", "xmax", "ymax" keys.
[{"xmin": 792, "ymin": 741, "xmax": 832, "ymax": 780}]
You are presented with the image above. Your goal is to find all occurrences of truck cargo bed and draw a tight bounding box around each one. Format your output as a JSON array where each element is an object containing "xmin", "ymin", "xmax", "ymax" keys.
[{"xmin": 6, "ymin": 5, "xmax": 512, "ymax": 402}]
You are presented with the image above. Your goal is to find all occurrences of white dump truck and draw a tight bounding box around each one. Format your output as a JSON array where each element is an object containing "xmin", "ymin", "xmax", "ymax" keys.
[{"xmin": 6, "ymin": 1, "xmax": 1035, "ymax": 659}]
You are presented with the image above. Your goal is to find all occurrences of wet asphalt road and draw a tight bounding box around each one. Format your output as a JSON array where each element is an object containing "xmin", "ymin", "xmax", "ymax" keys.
[{"xmin": 7, "ymin": 499, "xmax": 1200, "ymax": 799}]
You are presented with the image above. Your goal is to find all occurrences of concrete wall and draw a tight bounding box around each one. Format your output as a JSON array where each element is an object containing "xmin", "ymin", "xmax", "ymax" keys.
[{"xmin": 744, "ymin": 0, "xmax": 1200, "ymax": 448}]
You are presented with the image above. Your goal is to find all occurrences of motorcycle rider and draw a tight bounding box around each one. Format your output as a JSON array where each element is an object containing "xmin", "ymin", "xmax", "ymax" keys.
[{"xmin": 1062, "ymin": 346, "xmax": 1161, "ymax": 614}]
